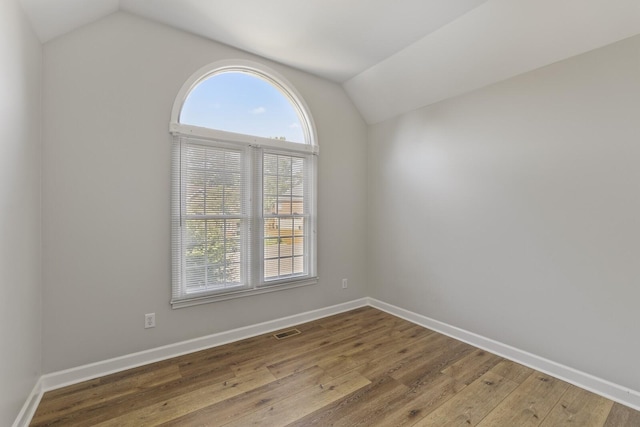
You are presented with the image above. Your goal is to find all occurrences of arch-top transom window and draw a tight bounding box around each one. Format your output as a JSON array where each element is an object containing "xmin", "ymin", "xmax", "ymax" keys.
[
  {"xmin": 170, "ymin": 61, "xmax": 318, "ymax": 308},
  {"xmin": 180, "ymin": 71, "xmax": 306, "ymax": 144}
]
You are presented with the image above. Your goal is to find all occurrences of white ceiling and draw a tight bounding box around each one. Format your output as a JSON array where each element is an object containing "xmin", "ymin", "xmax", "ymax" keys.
[
  {"xmin": 19, "ymin": 0, "xmax": 488, "ymax": 83},
  {"xmin": 18, "ymin": 0, "xmax": 640, "ymax": 124},
  {"xmin": 345, "ymin": 0, "xmax": 640, "ymax": 123}
]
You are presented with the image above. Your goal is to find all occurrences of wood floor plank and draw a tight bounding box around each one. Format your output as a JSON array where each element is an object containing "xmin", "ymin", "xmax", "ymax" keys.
[
  {"xmin": 229, "ymin": 325, "xmax": 337, "ymax": 376},
  {"xmin": 266, "ymin": 322, "xmax": 405, "ymax": 379},
  {"xmin": 291, "ymin": 306, "xmax": 374, "ymax": 331},
  {"xmin": 412, "ymin": 370, "xmax": 519, "ymax": 426},
  {"xmin": 286, "ymin": 375, "xmax": 409, "ymax": 426},
  {"xmin": 490, "ymin": 359, "xmax": 535, "ymax": 384},
  {"xmin": 174, "ymin": 339, "xmax": 268, "ymax": 380},
  {"xmin": 540, "ymin": 384, "xmax": 614, "ymax": 427},
  {"xmin": 360, "ymin": 373, "xmax": 467, "ymax": 427},
  {"xmin": 603, "ymin": 402, "xmax": 640, "ymax": 426},
  {"xmin": 318, "ymin": 324, "xmax": 432, "ymax": 379},
  {"xmin": 300, "ymin": 307, "xmax": 388, "ymax": 334},
  {"xmin": 38, "ymin": 378, "xmax": 102, "ymax": 402},
  {"xmin": 177, "ymin": 326, "xmax": 322, "ymax": 379},
  {"xmin": 356, "ymin": 331, "xmax": 452, "ymax": 381},
  {"xmin": 33, "ymin": 364, "xmax": 237, "ymax": 426},
  {"xmin": 93, "ymin": 367, "xmax": 276, "ymax": 426},
  {"xmin": 222, "ymin": 370, "xmax": 371, "ymax": 426},
  {"xmin": 31, "ymin": 307, "xmax": 638, "ymax": 427},
  {"xmin": 392, "ymin": 338, "xmax": 475, "ymax": 387},
  {"xmin": 159, "ymin": 365, "xmax": 329, "ymax": 426},
  {"xmin": 31, "ymin": 365, "xmax": 182, "ymax": 425},
  {"xmin": 441, "ymin": 348, "xmax": 503, "ymax": 385},
  {"xmin": 477, "ymin": 371, "xmax": 569, "ymax": 427},
  {"xmin": 229, "ymin": 317, "xmax": 398, "ymax": 377}
]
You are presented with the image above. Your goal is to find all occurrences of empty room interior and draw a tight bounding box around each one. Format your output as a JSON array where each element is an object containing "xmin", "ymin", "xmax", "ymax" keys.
[{"xmin": 3, "ymin": 0, "xmax": 640, "ymax": 425}]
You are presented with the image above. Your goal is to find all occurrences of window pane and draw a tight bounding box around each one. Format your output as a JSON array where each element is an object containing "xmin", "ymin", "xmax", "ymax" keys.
[
  {"xmin": 278, "ymin": 199, "xmax": 292, "ymax": 215},
  {"xmin": 185, "ymin": 170, "xmax": 204, "ymax": 215},
  {"xmin": 186, "ymin": 267, "xmax": 205, "ymax": 291},
  {"xmin": 280, "ymin": 175, "xmax": 292, "ymax": 197},
  {"xmin": 204, "ymin": 147, "xmax": 224, "ymax": 169},
  {"xmin": 185, "ymin": 218, "xmax": 243, "ymax": 290},
  {"xmin": 280, "ymin": 257, "xmax": 293, "ymax": 277},
  {"xmin": 263, "ymin": 216, "xmax": 307, "ymax": 281},
  {"xmin": 292, "ymin": 157, "xmax": 304, "ymax": 196},
  {"xmin": 262, "ymin": 151, "xmax": 308, "ymax": 282},
  {"xmin": 293, "ymin": 237, "xmax": 304, "ymax": 256},
  {"xmin": 263, "ymin": 174, "xmax": 277, "ymax": 195},
  {"xmin": 263, "ymin": 196, "xmax": 276, "ymax": 216},
  {"xmin": 223, "ymin": 172, "xmax": 242, "ymax": 215},
  {"xmin": 291, "ymin": 197, "xmax": 304, "ymax": 215},
  {"xmin": 264, "ymin": 154, "xmax": 278, "ymax": 175},
  {"xmin": 185, "ymin": 145, "xmax": 243, "ymax": 216},
  {"xmin": 293, "ymin": 256, "xmax": 304, "ymax": 274},
  {"xmin": 206, "ymin": 263, "xmax": 225, "ymax": 288},
  {"xmin": 204, "ymin": 183, "xmax": 222, "ymax": 215},
  {"xmin": 180, "ymin": 72, "xmax": 305, "ymax": 143},
  {"xmin": 185, "ymin": 145, "xmax": 206, "ymax": 168},
  {"xmin": 265, "ymin": 258, "xmax": 279, "ymax": 279},
  {"xmin": 263, "ymin": 153, "xmax": 306, "ymax": 216},
  {"xmin": 279, "ymin": 218, "xmax": 293, "ymax": 238}
]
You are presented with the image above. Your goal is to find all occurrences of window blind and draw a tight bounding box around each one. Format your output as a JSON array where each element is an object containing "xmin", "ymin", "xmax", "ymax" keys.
[
  {"xmin": 171, "ymin": 134, "xmax": 316, "ymax": 307},
  {"xmin": 172, "ymin": 136, "xmax": 252, "ymax": 305}
]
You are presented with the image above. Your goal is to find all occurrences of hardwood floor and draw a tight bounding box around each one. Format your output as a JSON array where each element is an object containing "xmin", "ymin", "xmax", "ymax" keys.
[{"xmin": 31, "ymin": 307, "xmax": 640, "ymax": 426}]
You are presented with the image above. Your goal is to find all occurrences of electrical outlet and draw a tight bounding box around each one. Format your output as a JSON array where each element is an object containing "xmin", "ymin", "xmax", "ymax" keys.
[
  {"xmin": 342, "ymin": 278, "xmax": 348, "ymax": 289},
  {"xmin": 145, "ymin": 313, "xmax": 156, "ymax": 329}
]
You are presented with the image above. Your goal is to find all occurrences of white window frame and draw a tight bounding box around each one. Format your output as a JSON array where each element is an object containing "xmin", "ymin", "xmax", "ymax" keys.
[{"xmin": 170, "ymin": 60, "xmax": 318, "ymax": 308}]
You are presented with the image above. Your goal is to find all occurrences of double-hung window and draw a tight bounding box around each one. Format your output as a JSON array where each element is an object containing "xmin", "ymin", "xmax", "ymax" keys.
[{"xmin": 170, "ymin": 61, "xmax": 318, "ymax": 308}]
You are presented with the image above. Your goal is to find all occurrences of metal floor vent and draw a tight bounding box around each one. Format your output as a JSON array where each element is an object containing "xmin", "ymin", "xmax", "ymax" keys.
[{"xmin": 273, "ymin": 328, "xmax": 301, "ymax": 339}]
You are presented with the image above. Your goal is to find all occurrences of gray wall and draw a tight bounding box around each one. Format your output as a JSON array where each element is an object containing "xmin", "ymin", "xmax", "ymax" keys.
[
  {"xmin": 42, "ymin": 12, "xmax": 368, "ymax": 373},
  {"xmin": 0, "ymin": 0, "xmax": 42, "ymax": 424},
  {"xmin": 368, "ymin": 34, "xmax": 640, "ymax": 392}
]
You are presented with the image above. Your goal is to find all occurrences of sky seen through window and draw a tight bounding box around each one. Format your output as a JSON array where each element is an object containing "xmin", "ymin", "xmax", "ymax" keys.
[{"xmin": 180, "ymin": 72, "xmax": 305, "ymax": 143}]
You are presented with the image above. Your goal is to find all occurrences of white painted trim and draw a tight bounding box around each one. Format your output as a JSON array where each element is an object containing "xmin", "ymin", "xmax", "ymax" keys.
[
  {"xmin": 368, "ymin": 298, "xmax": 640, "ymax": 411},
  {"xmin": 169, "ymin": 123, "xmax": 319, "ymax": 155},
  {"xmin": 11, "ymin": 378, "xmax": 43, "ymax": 427},
  {"xmin": 39, "ymin": 298, "xmax": 368, "ymax": 393},
  {"xmin": 171, "ymin": 277, "xmax": 319, "ymax": 309}
]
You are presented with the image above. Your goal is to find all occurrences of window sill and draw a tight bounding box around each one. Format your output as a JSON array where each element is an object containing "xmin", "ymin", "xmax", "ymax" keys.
[{"xmin": 171, "ymin": 277, "xmax": 318, "ymax": 309}]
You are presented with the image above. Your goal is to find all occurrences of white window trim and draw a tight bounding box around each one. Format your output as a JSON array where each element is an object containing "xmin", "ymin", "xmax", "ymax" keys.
[
  {"xmin": 169, "ymin": 123, "xmax": 319, "ymax": 155},
  {"xmin": 170, "ymin": 60, "xmax": 318, "ymax": 309}
]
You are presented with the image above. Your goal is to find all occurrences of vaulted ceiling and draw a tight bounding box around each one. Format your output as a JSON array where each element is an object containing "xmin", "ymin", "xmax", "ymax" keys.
[{"xmin": 19, "ymin": 0, "xmax": 640, "ymax": 123}]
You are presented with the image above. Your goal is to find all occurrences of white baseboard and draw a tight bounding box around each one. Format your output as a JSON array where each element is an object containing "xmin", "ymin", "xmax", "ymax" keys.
[
  {"xmin": 39, "ymin": 298, "xmax": 368, "ymax": 393},
  {"xmin": 368, "ymin": 297, "xmax": 640, "ymax": 411},
  {"xmin": 12, "ymin": 378, "xmax": 43, "ymax": 427}
]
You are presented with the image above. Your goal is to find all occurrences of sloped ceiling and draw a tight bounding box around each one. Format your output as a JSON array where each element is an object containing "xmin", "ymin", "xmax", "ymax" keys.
[
  {"xmin": 20, "ymin": 0, "xmax": 119, "ymax": 43},
  {"xmin": 345, "ymin": 0, "xmax": 640, "ymax": 123},
  {"xmin": 18, "ymin": 0, "xmax": 640, "ymax": 124},
  {"xmin": 19, "ymin": 0, "xmax": 488, "ymax": 82}
]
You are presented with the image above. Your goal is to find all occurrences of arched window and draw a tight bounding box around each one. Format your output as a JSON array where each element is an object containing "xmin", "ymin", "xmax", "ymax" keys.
[
  {"xmin": 180, "ymin": 71, "xmax": 306, "ymax": 143},
  {"xmin": 170, "ymin": 61, "xmax": 318, "ymax": 308}
]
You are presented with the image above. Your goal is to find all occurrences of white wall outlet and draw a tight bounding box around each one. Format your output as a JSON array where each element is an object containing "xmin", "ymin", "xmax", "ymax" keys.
[
  {"xmin": 342, "ymin": 278, "xmax": 348, "ymax": 289},
  {"xmin": 144, "ymin": 313, "xmax": 156, "ymax": 329}
]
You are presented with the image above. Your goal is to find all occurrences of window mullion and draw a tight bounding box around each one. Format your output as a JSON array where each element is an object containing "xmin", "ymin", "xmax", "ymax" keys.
[{"xmin": 249, "ymin": 146, "xmax": 263, "ymax": 289}]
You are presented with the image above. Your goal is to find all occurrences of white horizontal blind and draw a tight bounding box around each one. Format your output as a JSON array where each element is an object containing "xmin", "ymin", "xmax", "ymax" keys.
[
  {"xmin": 262, "ymin": 151, "xmax": 311, "ymax": 282},
  {"xmin": 172, "ymin": 134, "xmax": 317, "ymax": 307},
  {"xmin": 172, "ymin": 137, "xmax": 251, "ymax": 305}
]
